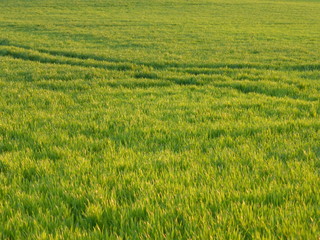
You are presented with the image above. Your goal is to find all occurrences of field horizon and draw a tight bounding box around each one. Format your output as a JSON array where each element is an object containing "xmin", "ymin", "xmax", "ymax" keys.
[{"xmin": 0, "ymin": 0, "xmax": 319, "ymax": 239}]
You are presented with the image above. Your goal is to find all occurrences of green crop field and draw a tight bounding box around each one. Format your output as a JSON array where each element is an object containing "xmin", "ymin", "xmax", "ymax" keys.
[{"xmin": 0, "ymin": 0, "xmax": 319, "ymax": 239}]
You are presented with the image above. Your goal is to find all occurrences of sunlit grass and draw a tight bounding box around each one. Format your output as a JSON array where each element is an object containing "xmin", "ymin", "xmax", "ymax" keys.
[{"xmin": 0, "ymin": 0, "xmax": 319, "ymax": 239}]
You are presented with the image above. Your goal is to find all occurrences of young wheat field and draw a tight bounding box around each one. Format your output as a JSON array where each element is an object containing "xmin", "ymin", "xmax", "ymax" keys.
[{"xmin": 0, "ymin": 0, "xmax": 319, "ymax": 239}]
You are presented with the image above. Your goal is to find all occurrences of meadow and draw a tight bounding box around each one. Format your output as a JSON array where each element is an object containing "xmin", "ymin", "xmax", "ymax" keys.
[{"xmin": 0, "ymin": 0, "xmax": 319, "ymax": 239}]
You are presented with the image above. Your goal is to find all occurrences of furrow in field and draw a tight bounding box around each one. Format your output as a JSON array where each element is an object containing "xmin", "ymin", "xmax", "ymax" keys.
[
  {"xmin": 1, "ymin": 47, "xmax": 317, "ymax": 102},
  {"xmin": 0, "ymin": 39, "xmax": 125, "ymax": 64},
  {"xmin": 0, "ymin": 46, "xmax": 134, "ymax": 71},
  {"xmin": 212, "ymin": 81, "xmax": 319, "ymax": 102},
  {"xmin": 1, "ymin": 40, "xmax": 319, "ymax": 73}
]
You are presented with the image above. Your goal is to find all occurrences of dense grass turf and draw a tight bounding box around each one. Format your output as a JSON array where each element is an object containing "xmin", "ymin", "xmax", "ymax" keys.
[{"xmin": 0, "ymin": 0, "xmax": 319, "ymax": 239}]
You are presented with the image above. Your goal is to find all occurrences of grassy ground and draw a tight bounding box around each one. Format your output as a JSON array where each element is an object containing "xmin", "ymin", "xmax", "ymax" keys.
[{"xmin": 0, "ymin": 0, "xmax": 319, "ymax": 239}]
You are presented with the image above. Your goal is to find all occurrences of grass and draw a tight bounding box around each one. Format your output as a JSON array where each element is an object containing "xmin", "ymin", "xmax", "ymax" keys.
[{"xmin": 0, "ymin": 0, "xmax": 319, "ymax": 239}]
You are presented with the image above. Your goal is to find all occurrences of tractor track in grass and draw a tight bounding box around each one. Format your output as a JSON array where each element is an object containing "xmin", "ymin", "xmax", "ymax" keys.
[
  {"xmin": 1, "ymin": 40, "xmax": 319, "ymax": 73},
  {"xmin": 0, "ymin": 41, "xmax": 319, "ymax": 102}
]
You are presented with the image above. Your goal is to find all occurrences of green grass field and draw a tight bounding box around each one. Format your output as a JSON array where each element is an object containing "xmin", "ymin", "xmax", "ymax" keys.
[{"xmin": 0, "ymin": 0, "xmax": 319, "ymax": 239}]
